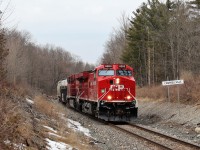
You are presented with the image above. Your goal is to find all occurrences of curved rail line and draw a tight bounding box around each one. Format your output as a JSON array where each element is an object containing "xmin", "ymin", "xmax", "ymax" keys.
[
  {"xmin": 109, "ymin": 123, "xmax": 200, "ymax": 150},
  {"xmin": 129, "ymin": 123, "xmax": 200, "ymax": 149},
  {"xmin": 109, "ymin": 123, "xmax": 172, "ymax": 150},
  {"xmin": 60, "ymin": 100, "xmax": 200, "ymax": 149}
]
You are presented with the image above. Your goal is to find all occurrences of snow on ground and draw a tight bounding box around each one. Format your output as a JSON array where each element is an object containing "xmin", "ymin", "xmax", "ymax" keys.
[
  {"xmin": 59, "ymin": 113, "xmax": 91, "ymax": 137},
  {"xmin": 44, "ymin": 125, "xmax": 72, "ymax": 150},
  {"xmin": 43, "ymin": 114, "xmax": 92, "ymax": 150},
  {"xmin": 26, "ymin": 98, "xmax": 34, "ymax": 104},
  {"xmin": 67, "ymin": 118, "xmax": 91, "ymax": 137},
  {"xmin": 43, "ymin": 125, "xmax": 58, "ymax": 133},
  {"xmin": 4, "ymin": 140, "xmax": 26, "ymax": 150},
  {"xmin": 46, "ymin": 138, "xmax": 73, "ymax": 150},
  {"xmin": 48, "ymin": 132, "xmax": 63, "ymax": 138}
]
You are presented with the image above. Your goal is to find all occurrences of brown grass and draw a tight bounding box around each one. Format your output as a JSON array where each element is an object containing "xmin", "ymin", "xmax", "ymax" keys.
[
  {"xmin": 179, "ymin": 71, "xmax": 200, "ymax": 103},
  {"xmin": 34, "ymin": 96, "xmax": 96, "ymax": 149},
  {"xmin": 44, "ymin": 128, "xmax": 94, "ymax": 150},
  {"xmin": 137, "ymin": 71, "xmax": 200, "ymax": 104},
  {"xmin": 137, "ymin": 85, "xmax": 165, "ymax": 100},
  {"xmin": 0, "ymin": 84, "xmax": 96, "ymax": 149},
  {"xmin": 34, "ymin": 95, "xmax": 61, "ymax": 119},
  {"xmin": 0, "ymin": 96, "xmax": 33, "ymax": 149}
]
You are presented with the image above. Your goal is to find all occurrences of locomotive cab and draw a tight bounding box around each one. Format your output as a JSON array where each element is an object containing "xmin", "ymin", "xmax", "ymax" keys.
[
  {"xmin": 96, "ymin": 64, "xmax": 138, "ymax": 121},
  {"xmin": 65, "ymin": 64, "xmax": 138, "ymax": 122}
]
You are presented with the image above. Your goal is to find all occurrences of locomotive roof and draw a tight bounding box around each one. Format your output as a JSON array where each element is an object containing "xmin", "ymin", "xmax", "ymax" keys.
[
  {"xmin": 67, "ymin": 64, "xmax": 133, "ymax": 79},
  {"xmin": 95, "ymin": 64, "xmax": 133, "ymax": 70}
]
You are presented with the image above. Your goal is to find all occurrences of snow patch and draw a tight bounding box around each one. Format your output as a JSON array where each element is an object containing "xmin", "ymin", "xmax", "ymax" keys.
[
  {"xmin": 26, "ymin": 98, "xmax": 34, "ymax": 104},
  {"xmin": 195, "ymin": 127, "xmax": 200, "ymax": 134},
  {"xmin": 67, "ymin": 119, "xmax": 91, "ymax": 137},
  {"xmin": 46, "ymin": 138, "xmax": 72, "ymax": 150},
  {"xmin": 4, "ymin": 140, "xmax": 26, "ymax": 150},
  {"xmin": 48, "ymin": 132, "xmax": 63, "ymax": 138},
  {"xmin": 43, "ymin": 125, "xmax": 57, "ymax": 133}
]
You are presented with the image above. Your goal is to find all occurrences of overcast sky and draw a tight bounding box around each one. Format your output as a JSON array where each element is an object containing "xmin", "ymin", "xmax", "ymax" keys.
[{"xmin": 3, "ymin": 0, "xmax": 146, "ymax": 64}]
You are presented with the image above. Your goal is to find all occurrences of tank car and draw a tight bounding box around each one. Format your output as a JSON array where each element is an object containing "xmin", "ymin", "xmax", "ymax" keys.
[
  {"xmin": 59, "ymin": 64, "xmax": 138, "ymax": 121},
  {"xmin": 57, "ymin": 79, "xmax": 68, "ymax": 103}
]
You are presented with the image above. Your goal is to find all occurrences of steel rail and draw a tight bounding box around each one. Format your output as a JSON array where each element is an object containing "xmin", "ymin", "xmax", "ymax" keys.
[
  {"xmin": 128, "ymin": 123, "xmax": 200, "ymax": 150},
  {"xmin": 109, "ymin": 123, "xmax": 172, "ymax": 150},
  {"xmin": 59, "ymin": 99, "xmax": 200, "ymax": 149}
]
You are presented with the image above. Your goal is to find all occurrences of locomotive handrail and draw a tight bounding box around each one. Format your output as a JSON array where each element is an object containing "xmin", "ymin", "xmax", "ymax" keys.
[
  {"xmin": 76, "ymin": 91, "xmax": 84, "ymax": 99},
  {"xmin": 125, "ymin": 88, "xmax": 138, "ymax": 101},
  {"xmin": 98, "ymin": 88, "xmax": 110, "ymax": 100}
]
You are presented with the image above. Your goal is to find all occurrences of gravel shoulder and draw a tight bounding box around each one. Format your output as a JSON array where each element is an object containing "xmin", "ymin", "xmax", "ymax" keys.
[
  {"xmin": 64, "ymin": 99, "xmax": 200, "ymax": 150},
  {"xmin": 136, "ymin": 99, "xmax": 200, "ymax": 146}
]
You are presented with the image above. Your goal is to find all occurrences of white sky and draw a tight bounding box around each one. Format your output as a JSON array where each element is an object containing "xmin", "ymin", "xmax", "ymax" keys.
[{"xmin": 2, "ymin": 0, "xmax": 146, "ymax": 64}]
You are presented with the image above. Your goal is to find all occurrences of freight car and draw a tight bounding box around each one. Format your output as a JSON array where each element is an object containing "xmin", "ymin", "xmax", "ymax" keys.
[
  {"xmin": 57, "ymin": 79, "xmax": 68, "ymax": 103},
  {"xmin": 58, "ymin": 64, "xmax": 138, "ymax": 121}
]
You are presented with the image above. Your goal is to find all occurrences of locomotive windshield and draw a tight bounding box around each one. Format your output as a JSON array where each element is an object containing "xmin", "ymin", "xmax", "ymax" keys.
[
  {"xmin": 98, "ymin": 70, "xmax": 114, "ymax": 76},
  {"xmin": 116, "ymin": 70, "xmax": 132, "ymax": 76}
]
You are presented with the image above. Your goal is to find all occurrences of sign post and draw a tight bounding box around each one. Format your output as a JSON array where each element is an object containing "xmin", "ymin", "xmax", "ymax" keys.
[{"xmin": 162, "ymin": 79, "xmax": 184, "ymax": 116}]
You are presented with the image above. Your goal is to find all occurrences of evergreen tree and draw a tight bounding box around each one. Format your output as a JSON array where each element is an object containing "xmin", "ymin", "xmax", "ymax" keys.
[{"xmin": 122, "ymin": 0, "xmax": 170, "ymax": 86}]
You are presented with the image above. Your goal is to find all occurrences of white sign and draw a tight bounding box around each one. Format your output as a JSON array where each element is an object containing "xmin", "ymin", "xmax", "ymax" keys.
[{"xmin": 162, "ymin": 80, "xmax": 184, "ymax": 86}]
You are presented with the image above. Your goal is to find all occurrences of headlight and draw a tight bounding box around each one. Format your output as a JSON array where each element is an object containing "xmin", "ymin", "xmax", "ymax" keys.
[
  {"xmin": 116, "ymin": 78, "xmax": 120, "ymax": 84},
  {"xmin": 107, "ymin": 95, "xmax": 112, "ymax": 100},
  {"xmin": 127, "ymin": 95, "xmax": 131, "ymax": 100}
]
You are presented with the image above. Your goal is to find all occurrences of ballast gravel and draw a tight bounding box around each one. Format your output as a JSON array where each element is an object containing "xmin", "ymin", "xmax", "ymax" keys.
[
  {"xmin": 65, "ymin": 108, "xmax": 156, "ymax": 150},
  {"xmin": 60, "ymin": 99, "xmax": 200, "ymax": 150}
]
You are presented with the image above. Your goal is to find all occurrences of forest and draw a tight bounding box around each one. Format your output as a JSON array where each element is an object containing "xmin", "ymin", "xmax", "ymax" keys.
[
  {"xmin": 0, "ymin": 0, "xmax": 200, "ymax": 93},
  {"xmin": 1, "ymin": 1, "xmax": 200, "ymax": 149},
  {"xmin": 100, "ymin": 0, "xmax": 200, "ymax": 86},
  {"xmin": 0, "ymin": 29, "xmax": 94, "ymax": 93}
]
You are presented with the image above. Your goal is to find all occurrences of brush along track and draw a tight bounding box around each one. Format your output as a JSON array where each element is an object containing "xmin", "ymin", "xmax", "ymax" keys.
[{"xmin": 109, "ymin": 123, "xmax": 200, "ymax": 150}]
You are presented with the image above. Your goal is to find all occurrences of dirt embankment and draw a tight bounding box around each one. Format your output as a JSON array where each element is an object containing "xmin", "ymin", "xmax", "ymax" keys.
[
  {"xmin": 134, "ymin": 99, "xmax": 200, "ymax": 145},
  {"xmin": 138, "ymin": 99, "xmax": 200, "ymax": 126},
  {"xmin": 135, "ymin": 72, "xmax": 200, "ymax": 146},
  {"xmin": 0, "ymin": 85, "xmax": 97, "ymax": 150}
]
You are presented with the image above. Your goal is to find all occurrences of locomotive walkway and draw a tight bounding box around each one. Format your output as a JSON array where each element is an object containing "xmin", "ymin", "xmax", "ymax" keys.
[{"xmin": 109, "ymin": 123, "xmax": 200, "ymax": 150}]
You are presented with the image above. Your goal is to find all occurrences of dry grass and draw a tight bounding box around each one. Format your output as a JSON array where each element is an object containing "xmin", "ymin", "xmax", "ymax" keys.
[
  {"xmin": 0, "ymin": 96, "xmax": 33, "ymax": 149},
  {"xmin": 0, "ymin": 83, "xmax": 35, "ymax": 101},
  {"xmin": 34, "ymin": 96, "xmax": 95, "ymax": 149},
  {"xmin": 45, "ymin": 129, "xmax": 93, "ymax": 150},
  {"xmin": 34, "ymin": 95, "xmax": 61, "ymax": 119},
  {"xmin": 137, "ymin": 85, "xmax": 165, "ymax": 101},
  {"xmin": 179, "ymin": 71, "xmax": 200, "ymax": 103},
  {"xmin": 0, "ymin": 85, "xmax": 95, "ymax": 149},
  {"xmin": 137, "ymin": 71, "xmax": 200, "ymax": 104},
  {"xmin": 0, "ymin": 84, "xmax": 36, "ymax": 149},
  {"xmin": 34, "ymin": 96, "xmax": 96, "ymax": 150}
]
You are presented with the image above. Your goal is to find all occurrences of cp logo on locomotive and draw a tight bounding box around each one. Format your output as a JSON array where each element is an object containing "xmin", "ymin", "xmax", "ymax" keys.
[{"xmin": 110, "ymin": 85, "xmax": 124, "ymax": 91}]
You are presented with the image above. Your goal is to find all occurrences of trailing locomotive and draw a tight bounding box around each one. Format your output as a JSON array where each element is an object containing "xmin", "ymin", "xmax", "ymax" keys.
[{"xmin": 57, "ymin": 64, "xmax": 138, "ymax": 121}]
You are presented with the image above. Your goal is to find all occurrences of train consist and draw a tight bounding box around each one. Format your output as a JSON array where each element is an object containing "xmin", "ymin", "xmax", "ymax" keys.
[{"xmin": 57, "ymin": 64, "xmax": 138, "ymax": 121}]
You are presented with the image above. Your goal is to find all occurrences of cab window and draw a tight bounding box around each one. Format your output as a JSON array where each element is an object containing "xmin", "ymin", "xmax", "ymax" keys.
[
  {"xmin": 116, "ymin": 70, "xmax": 132, "ymax": 76},
  {"xmin": 98, "ymin": 70, "xmax": 114, "ymax": 76}
]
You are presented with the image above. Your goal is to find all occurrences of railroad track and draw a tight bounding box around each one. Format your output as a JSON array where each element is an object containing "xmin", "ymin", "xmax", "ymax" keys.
[
  {"xmin": 109, "ymin": 123, "xmax": 200, "ymax": 150},
  {"xmin": 61, "ymin": 101, "xmax": 200, "ymax": 149}
]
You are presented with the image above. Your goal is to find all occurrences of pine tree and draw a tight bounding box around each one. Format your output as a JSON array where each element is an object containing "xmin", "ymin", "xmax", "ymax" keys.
[{"xmin": 122, "ymin": 0, "xmax": 170, "ymax": 86}]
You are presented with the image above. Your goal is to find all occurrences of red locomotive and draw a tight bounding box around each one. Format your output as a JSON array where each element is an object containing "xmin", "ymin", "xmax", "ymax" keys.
[{"xmin": 58, "ymin": 64, "xmax": 138, "ymax": 121}]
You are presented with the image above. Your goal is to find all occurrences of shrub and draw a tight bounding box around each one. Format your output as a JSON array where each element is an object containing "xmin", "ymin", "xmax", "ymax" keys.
[
  {"xmin": 136, "ymin": 71, "xmax": 200, "ymax": 104},
  {"xmin": 0, "ymin": 97, "xmax": 23, "ymax": 148}
]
